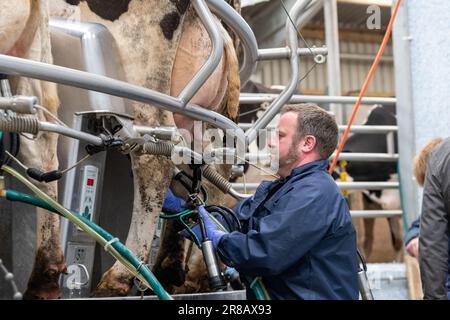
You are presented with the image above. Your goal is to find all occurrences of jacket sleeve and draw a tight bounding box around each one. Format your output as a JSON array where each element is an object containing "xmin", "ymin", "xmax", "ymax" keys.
[
  {"xmin": 404, "ymin": 217, "xmax": 420, "ymax": 247},
  {"xmin": 419, "ymin": 160, "xmax": 449, "ymax": 300},
  {"xmin": 217, "ymin": 183, "xmax": 332, "ymax": 277}
]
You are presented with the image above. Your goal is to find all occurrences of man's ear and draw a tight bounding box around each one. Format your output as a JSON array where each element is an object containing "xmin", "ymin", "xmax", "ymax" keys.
[{"xmin": 301, "ymin": 135, "xmax": 317, "ymax": 153}]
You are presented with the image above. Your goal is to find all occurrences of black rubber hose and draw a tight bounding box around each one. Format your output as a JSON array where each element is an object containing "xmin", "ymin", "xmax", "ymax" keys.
[
  {"xmin": 205, "ymin": 205, "xmax": 234, "ymax": 232},
  {"xmin": 205, "ymin": 205, "xmax": 242, "ymax": 233},
  {"xmin": 207, "ymin": 205, "xmax": 242, "ymax": 232},
  {"xmin": 10, "ymin": 132, "xmax": 20, "ymax": 158},
  {"xmin": 357, "ymin": 248, "xmax": 368, "ymax": 271}
]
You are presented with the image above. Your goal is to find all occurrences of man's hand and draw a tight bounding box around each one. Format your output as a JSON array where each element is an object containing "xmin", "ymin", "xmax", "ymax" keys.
[
  {"xmin": 180, "ymin": 206, "xmax": 226, "ymax": 248},
  {"xmin": 406, "ymin": 237, "xmax": 419, "ymax": 258},
  {"xmin": 162, "ymin": 189, "xmax": 186, "ymax": 213},
  {"xmin": 198, "ymin": 206, "xmax": 226, "ymax": 248}
]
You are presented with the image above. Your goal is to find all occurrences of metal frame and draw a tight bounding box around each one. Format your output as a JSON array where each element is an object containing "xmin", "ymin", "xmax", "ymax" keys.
[
  {"xmin": 0, "ymin": 0, "xmax": 325, "ymax": 147},
  {"xmin": 0, "ymin": 1, "xmax": 404, "ymax": 215},
  {"xmin": 239, "ymin": 93, "xmax": 396, "ymax": 106},
  {"xmin": 238, "ymin": 123, "xmax": 398, "ymax": 133},
  {"xmin": 244, "ymin": 0, "xmax": 315, "ymax": 145},
  {"xmin": 324, "ymin": 0, "xmax": 344, "ymax": 124},
  {"xmin": 392, "ymin": 0, "xmax": 417, "ymax": 227},
  {"xmin": 206, "ymin": 0, "xmax": 259, "ymax": 85},
  {"xmin": 178, "ymin": 0, "xmax": 224, "ymax": 105},
  {"xmin": 245, "ymin": 152, "xmax": 398, "ymax": 162},
  {"xmin": 231, "ymin": 181, "xmax": 399, "ymax": 190}
]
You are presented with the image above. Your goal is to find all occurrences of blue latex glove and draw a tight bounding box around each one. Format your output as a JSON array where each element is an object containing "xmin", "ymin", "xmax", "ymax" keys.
[
  {"xmin": 180, "ymin": 206, "xmax": 226, "ymax": 248},
  {"xmin": 162, "ymin": 189, "xmax": 186, "ymax": 213},
  {"xmin": 198, "ymin": 206, "xmax": 226, "ymax": 248}
]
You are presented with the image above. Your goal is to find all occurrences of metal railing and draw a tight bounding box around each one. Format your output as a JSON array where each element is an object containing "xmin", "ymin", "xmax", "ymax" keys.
[
  {"xmin": 0, "ymin": 0, "xmax": 401, "ymax": 219},
  {"xmin": 231, "ymin": 181, "xmax": 399, "ymax": 191}
]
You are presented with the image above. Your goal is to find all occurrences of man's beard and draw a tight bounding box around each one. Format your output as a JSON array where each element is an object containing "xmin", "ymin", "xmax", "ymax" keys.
[{"xmin": 271, "ymin": 141, "xmax": 299, "ymax": 173}]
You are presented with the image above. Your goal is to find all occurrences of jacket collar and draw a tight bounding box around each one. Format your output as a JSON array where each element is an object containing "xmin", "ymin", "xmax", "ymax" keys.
[{"xmin": 284, "ymin": 159, "xmax": 328, "ymax": 181}]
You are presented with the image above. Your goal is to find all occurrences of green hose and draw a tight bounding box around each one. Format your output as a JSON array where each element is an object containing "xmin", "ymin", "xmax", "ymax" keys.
[
  {"xmin": 5, "ymin": 189, "xmax": 57, "ymax": 212},
  {"xmin": 1, "ymin": 165, "xmax": 172, "ymax": 300}
]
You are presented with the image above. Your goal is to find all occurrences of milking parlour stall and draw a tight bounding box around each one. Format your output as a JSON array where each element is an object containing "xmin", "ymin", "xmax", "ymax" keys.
[{"xmin": 0, "ymin": 0, "xmax": 449, "ymax": 315}]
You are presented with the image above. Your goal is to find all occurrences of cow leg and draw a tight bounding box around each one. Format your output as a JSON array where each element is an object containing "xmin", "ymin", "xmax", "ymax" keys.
[
  {"xmin": 23, "ymin": 208, "xmax": 66, "ymax": 300},
  {"xmin": 20, "ymin": 126, "xmax": 65, "ymax": 300},
  {"xmin": 173, "ymin": 246, "xmax": 209, "ymax": 294},
  {"xmin": 379, "ymin": 187, "xmax": 403, "ymax": 261},
  {"xmin": 152, "ymin": 219, "xmax": 187, "ymax": 292},
  {"xmin": 387, "ymin": 217, "xmax": 404, "ymax": 261},
  {"xmin": 93, "ymin": 154, "xmax": 173, "ymax": 297},
  {"xmin": 362, "ymin": 218, "xmax": 375, "ymax": 259},
  {"xmin": 14, "ymin": 20, "xmax": 64, "ymax": 297}
]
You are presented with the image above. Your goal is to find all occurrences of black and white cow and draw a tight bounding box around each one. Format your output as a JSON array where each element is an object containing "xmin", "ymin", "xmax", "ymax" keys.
[{"xmin": 343, "ymin": 104, "xmax": 402, "ymax": 260}]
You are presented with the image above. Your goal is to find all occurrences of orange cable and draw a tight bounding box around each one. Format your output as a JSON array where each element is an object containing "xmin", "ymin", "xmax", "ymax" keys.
[{"xmin": 329, "ymin": 0, "xmax": 402, "ymax": 174}]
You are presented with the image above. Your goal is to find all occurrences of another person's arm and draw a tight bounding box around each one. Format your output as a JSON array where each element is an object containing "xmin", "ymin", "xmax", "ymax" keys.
[{"xmin": 404, "ymin": 218, "xmax": 420, "ymax": 258}]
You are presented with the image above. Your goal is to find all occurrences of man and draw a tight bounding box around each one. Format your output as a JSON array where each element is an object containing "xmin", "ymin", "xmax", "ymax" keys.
[
  {"xmin": 419, "ymin": 137, "xmax": 450, "ymax": 300},
  {"xmin": 404, "ymin": 138, "xmax": 443, "ymax": 259},
  {"xmin": 192, "ymin": 103, "xmax": 359, "ymax": 299}
]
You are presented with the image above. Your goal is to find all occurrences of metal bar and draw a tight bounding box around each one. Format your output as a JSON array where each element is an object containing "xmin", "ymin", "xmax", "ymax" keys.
[
  {"xmin": 39, "ymin": 122, "xmax": 104, "ymax": 146},
  {"xmin": 257, "ymin": 47, "xmax": 328, "ymax": 60},
  {"xmin": 178, "ymin": 0, "xmax": 224, "ymax": 105},
  {"xmin": 231, "ymin": 181, "xmax": 399, "ymax": 190},
  {"xmin": 229, "ymin": 188, "xmax": 252, "ymax": 200},
  {"xmin": 334, "ymin": 152, "xmax": 399, "ymax": 161},
  {"xmin": 337, "ymin": 182, "xmax": 399, "ymax": 189},
  {"xmin": 324, "ymin": 0, "xmax": 343, "ymax": 124},
  {"xmin": 296, "ymin": 0, "xmax": 325, "ymax": 29},
  {"xmin": 340, "ymin": 53, "xmax": 394, "ymax": 62},
  {"xmin": 245, "ymin": 0, "xmax": 314, "ymax": 144},
  {"xmin": 391, "ymin": 0, "xmax": 418, "ymax": 228},
  {"xmin": 0, "ymin": 54, "xmax": 243, "ymax": 135},
  {"xmin": 386, "ymin": 131, "xmax": 396, "ymax": 154},
  {"xmin": 239, "ymin": 93, "xmax": 397, "ymax": 106},
  {"xmin": 245, "ymin": 152, "xmax": 398, "ymax": 162},
  {"xmin": 133, "ymin": 125, "xmax": 178, "ymax": 141},
  {"xmin": 350, "ymin": 210, "xmax": 403, "ymax": 218},
  {"xmin": 206, "ymin": 0, "xmax": 259, "ymax": 86},
  {"xmin": 238, "ymin": 123, "xmax": 398, "ymax": 133}
]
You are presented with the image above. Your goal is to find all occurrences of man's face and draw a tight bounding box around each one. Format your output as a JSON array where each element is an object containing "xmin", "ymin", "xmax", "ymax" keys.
[{"xmin": 269, "ymin": 112, "xmax": 300, "ymax": 174}]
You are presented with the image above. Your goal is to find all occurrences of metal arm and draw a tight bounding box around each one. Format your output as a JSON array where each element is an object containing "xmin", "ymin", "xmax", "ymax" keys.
[
  {"xmin": 178, "ymin": 0, "xmax": 224, "ymax": 105},
  {"xmin": 0, "ymin": 54, "xmax": 243, "ymax": 138},
  {"xmin": 39, "ymin": 122, "xmax": 103, "ymax": 146},
  {"xmin": 206, "ymin": 0, "xmax": 259, "ymax": 86},
  {"xmin": 245, "ymin": 0, "xmax": 314, "ymax": 145}
]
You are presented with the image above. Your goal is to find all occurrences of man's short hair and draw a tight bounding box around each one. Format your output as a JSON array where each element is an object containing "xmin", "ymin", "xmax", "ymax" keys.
[{"xmin": 281, "ymin": 103, "xmax": 338, "ymax": 159}]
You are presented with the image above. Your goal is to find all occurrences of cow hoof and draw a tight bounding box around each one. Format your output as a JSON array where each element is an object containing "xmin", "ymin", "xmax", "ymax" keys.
[
  {"xmin": 23, "ymin": 263, "xmax": 67, "ymax": 300},
  {"xmin": 92, "ymin": 272, "xmax": 132, "ymax": 297}
]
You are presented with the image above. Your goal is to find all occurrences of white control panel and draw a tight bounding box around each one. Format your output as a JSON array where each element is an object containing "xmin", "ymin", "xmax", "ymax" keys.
[{"xmin": 78, "ymin": 165, "xmax": 98, "ymax": 227}]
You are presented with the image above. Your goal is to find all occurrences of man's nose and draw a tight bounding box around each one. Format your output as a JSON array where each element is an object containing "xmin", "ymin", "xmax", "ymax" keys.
[{"xmin": 268, "ymin": 135, "xmax": 277, "ymax": 148}]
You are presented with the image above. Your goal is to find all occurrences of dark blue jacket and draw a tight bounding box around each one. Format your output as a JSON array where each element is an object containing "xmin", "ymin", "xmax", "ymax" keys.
[{"xmin": 217, "ymin": 160, "xmax": 359, "ymax": 300}]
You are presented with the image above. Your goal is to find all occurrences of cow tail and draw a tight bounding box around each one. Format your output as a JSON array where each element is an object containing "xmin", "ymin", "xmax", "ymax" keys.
[{"xmin": 219, "ymin": 24, "xmax": 240, "ymax": 122}]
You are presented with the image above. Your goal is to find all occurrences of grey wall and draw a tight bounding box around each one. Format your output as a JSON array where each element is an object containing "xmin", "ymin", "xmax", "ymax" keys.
[{"xmin": 393, "ymin": 0, "xmax": 450, "ymax": 226}]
